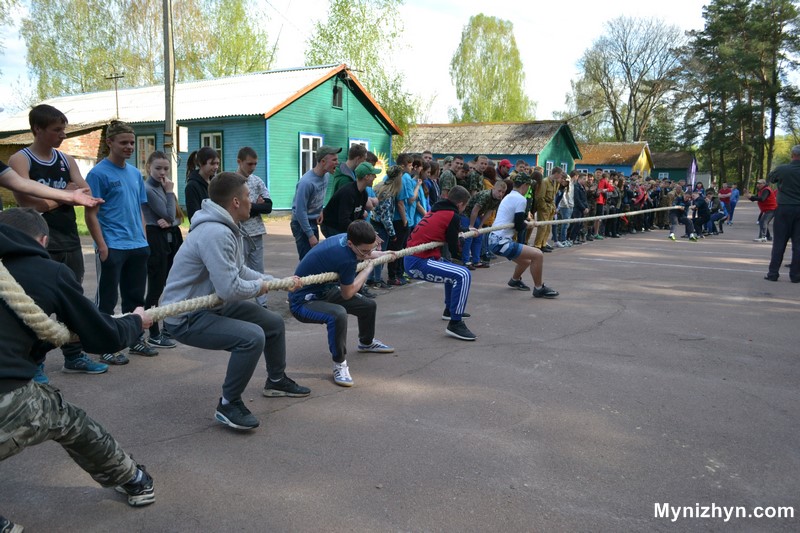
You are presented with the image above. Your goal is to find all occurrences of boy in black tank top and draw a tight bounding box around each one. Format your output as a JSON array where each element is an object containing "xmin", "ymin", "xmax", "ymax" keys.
[{"xmin": 8, "ymin": 104, "xmax": 109, "ymax": 380}]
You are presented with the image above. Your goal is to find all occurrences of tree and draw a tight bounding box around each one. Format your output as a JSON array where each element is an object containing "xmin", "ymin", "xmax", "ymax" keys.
[
  {"xmin": 577, "ymin": 16, "xmax": 686, "ymax": 142},
  {"xmin": 448, "ymin": 14, "xmax": 534, "ymax": 123},
  {"xmin": 304, "ymin": 0, "xmax": 417, "ymax": 149},
  {"xmin": 676, "ymin": 0, "xmax": 799, "ymax": 189},
  {"xmin": 20, "ymin": 0, "xmax": 274, "ymax": 101},
  {"xmin": 0, "ymin": 0, "xmax": 18, "ymax": 76},
  {"xmin": 21, "ymin": 0, "xmax": 124, "ymax": 99},
  {"xmin": 557, "ymin": 80, "xmax": 616, "ymax": 143}
]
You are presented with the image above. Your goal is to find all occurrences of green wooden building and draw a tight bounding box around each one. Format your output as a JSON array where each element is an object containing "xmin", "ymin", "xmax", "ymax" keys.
[
  {"xmin": 0, "ymin": 64, "xmax": 401, "ymax": 209},
  {"xmin": 404, "ymin": 121, "xmax": 582, "ymax": 174},
  {"xmin": 650, "ymin": 151, "xmax": 697, "ymax": 183}
]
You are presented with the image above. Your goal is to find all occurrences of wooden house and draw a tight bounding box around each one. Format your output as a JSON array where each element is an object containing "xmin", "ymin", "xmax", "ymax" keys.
[
  {"xmin": 0, "ymin": 64, "xmax": 401, "ymax": 209},
  {"xmin": 404, "ymin": 121, "xmax": 582, "ymax": 174},
  {"xmin": 574, "ymin": 142, "xmax": 653, "ymax": 177},
  {"xmin": 650, "ymin": 151, "xmax": 697, "ymax": 183}
]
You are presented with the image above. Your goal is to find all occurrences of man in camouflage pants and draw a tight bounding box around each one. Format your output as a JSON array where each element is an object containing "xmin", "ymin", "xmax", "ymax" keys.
[{"xmin": 0, "ymin": 206, "xmax": 156, "ymax": 530}]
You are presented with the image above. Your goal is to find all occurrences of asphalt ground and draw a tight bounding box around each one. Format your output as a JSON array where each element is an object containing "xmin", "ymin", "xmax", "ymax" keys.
[{"xmin": 2, "ymin": 202, "xmax": 798, "ymax": 532}]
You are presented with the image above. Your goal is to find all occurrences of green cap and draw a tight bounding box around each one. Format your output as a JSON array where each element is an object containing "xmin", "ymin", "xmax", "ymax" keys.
[
  {"xmin": 316, "ymin": 145, "xmax": 342, "ymax": 159},
  {"xmin": 443, "ymin": 155, "xmax": 454, "ymax": 163},
  {"xmin": 355, "ymin": 162, "xmax": 382, "ymax": 179},
  {"xmin": 513, "ymin": 172, "xmax": 532, "ymax": 187}
]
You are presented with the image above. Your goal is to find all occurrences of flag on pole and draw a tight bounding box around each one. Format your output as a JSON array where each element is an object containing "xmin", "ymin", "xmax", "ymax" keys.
[{"xmin": 689, "ymin": 158, "xmax": 697, "ymax": 190}]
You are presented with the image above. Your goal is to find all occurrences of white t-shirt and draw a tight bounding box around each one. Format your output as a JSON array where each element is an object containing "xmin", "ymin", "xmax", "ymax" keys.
[{"xmin": 492, "ymin": 189, "xmax": 527, "ymax": 239}]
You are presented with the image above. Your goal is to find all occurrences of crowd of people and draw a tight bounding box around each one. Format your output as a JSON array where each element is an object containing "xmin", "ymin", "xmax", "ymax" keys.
[{"xmin": 1, "ymin": 103, "xmax": 799, "ymax": 531}]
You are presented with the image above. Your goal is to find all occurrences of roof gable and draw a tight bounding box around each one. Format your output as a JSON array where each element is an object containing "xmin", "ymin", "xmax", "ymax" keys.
[
  {"xmin": 405, "ymin": 121, "xmax": 581, "ymax": 158},
  {"xmin": 651, "ymin": 151, "xmax": 695, "ymax": 169},
  {"xmin": 0, "ymin": 64, "xmax": 400, "ymax": 135},
  {"xmin": 576, "ymin": 142, "xmax": 650, "ymax": 167}
]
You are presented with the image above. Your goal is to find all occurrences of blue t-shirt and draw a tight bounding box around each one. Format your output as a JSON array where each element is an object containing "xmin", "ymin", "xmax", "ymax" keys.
[
  {"xmin": 392, "ymin": 173, "xmax": 415, "ymax": 222},
  {"xmin": 290, "ymin": 234, "xmax": 357, "ymax": 304},
  {"xmin": 409, "ymin": 186, "xmax": 429, "ymax": 227},
  {"xmin": 86, "ymin": 158, "xmax": 148, "ymax": 249}
]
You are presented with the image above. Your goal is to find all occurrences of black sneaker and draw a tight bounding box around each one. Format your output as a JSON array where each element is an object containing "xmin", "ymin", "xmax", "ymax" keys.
[
  {"xmin": 100, "ymin": 351, "xmax": 129, "ymax": 365},
  {"xmin": 0, "ymin": 516, "xmax": 22, "ymax": 533},
  {"xmin": 262, "ymin": 375, "xmax": 311, "ymax": 397},
  {"xmin": 533, "ymin": 285, "xmax": 559, "ymax": 299},
  {"xmin": 215, "ymin": 398, "xmax": 259, "ymax": 430},
  {"xmin": 114, "ymin": 465, "xmax": 155, "ymax": 507},
  {"xmin": 129, "ymin": 340, "xmax": 158, "ymax": 357},
  {"xmin": 359, "ymin": 286, "xmax": 377, "ymax": 298},
  {"xmin": 147, "ymin": 334, "xmax": 176, "ymax": 348},
  {"xmin": 445, "ymin": 320, "xmax": 477, "ymax": 341},
  {"xmin": 507, "ymin": 278, "xmax": 531, "ymax": 291},
  {"xmin": 441, "ymin": 308, "xmax": 472, "ymax": 320}
]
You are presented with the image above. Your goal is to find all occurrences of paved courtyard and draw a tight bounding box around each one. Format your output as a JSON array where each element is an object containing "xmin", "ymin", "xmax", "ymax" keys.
[{"xmin": 3, "ymin": 202, "xmax": 798, "ymax": 532}]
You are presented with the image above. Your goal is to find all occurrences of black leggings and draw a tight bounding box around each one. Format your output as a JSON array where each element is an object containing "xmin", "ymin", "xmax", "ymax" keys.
[{"xmin": 387, "ymin": 221, "xmax": 409, "ymax": 280}]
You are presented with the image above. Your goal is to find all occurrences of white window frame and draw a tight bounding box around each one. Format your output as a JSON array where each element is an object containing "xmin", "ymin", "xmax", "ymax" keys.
[
  {"xmin": 201, "ymin": 132, "xmax": 223, "ymax": 165},
  {"xmin": 300, "ymin": 134, "xmax": 323, "ymax": 178},
  {"xmin": 349, "ymin": 138, "xmax": 369, "ymax": 150},
  {"xmin": 136, "ymin": 135, "xmax": 156, "ymax": 174},
  {"xmin": 659, "ymin": 172, "xmax": 669, "ymax": 179},
  {"xmin": 560, "ymin": 162, "xmax": 568, "ymax": 172},
  {"xmin": 545, "ymin": 161, "xmax": 554, "ymax": 176}
]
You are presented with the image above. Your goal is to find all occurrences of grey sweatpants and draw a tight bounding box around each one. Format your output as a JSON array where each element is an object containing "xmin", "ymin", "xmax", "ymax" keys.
[{"xmin": 165, "ymin": 300, "xmax": 287, "ymax": 402}]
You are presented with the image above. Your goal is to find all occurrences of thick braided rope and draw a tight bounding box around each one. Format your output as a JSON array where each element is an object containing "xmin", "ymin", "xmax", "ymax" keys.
[
  {"xmin": 0, "ymin": 259, "xmax": 72, "ymax": 346},
  {"xmin": 148, "ymin": 206, "xmax": 682, "ymax": 320},
  {"xmin": 0, "ymin": 205, "xmax": 683, "ymax": 341}
]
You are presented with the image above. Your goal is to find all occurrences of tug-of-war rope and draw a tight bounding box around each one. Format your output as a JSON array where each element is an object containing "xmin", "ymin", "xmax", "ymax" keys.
[{"xmin": 0, "ymin": 206, "xmax": 680, "ymax": 347}]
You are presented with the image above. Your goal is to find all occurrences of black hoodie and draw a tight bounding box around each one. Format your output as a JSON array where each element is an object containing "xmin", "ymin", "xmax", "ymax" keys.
[
  {"xmin": 0, "ymin": 224, "xmax": 142, "ymax": 393},
  {"xmin": 184, "ymin": 170, "xmax": 209, "ymax": 222}
]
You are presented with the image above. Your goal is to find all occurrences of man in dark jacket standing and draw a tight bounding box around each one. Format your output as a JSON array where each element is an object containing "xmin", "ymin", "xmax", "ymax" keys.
[
  {"xmin": 569, "ymin": 171, "xmax": 589, "ymax": 244},
  {"xmin": 0, "ymin": 208, "xmax": 155, "ymax": 531},
  {"xmin": 766, "ymin": 145, "xmax": 800, "ymax": 282}
]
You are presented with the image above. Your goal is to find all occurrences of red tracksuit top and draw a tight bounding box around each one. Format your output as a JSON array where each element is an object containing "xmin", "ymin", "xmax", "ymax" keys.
[{"xmin": 407, "ymin": 200, "xmax": 462, "ymax": 260}]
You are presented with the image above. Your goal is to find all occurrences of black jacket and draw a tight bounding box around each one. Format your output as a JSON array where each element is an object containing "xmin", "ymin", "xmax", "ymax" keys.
[
  {"xmin": 322, "ymin": 181, "xmax": 368, "ymax": 234},
  {"xmin": 0, "ymin": 224, "xmax": 142, "ymax": 393},
  {"xmin": 573, "ymin": 182, "xmax": 589, "ymax": 212},
  {"xmin": 184, "ymin": 170, "xmax": 209, "ymax": 222}
]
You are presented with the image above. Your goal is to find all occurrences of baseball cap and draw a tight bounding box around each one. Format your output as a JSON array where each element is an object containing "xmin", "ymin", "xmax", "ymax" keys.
[
  {"xmin": 498, "ymin": 159, "xmax": 512, "ymax": 169},
  {"xmin": 355, "ymin": 162, "xmax": 382, "ymax": 179},
  {"xmin": 316, "ymin": 145, "xmax": 342, "ymax": 159},
  {"xmin": 513, "ymin": 173, "xmax": 532, "ymax": 187}
]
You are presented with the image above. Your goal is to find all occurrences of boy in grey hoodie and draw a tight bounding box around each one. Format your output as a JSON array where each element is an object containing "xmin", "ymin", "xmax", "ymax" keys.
[{"xmin": 161, "ymin": 172, "xmax": 310, "ymax": 431}]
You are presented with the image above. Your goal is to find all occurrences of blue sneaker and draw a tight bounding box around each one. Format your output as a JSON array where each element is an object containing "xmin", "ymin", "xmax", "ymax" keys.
[
  {"xmin": 33, "ymin": 363, "xmax": 49, "ymax": 384},
  {"xmin": 357, "ymin": 339, "xmax": 394, "ymax": 353},
  {"xmin": 63, "ymin": 354, "xmax": 109, "ymax": 374}
]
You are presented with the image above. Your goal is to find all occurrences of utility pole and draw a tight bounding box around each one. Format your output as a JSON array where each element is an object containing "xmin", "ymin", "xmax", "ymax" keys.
[
  {"xmin": 163, "ymin": 0, "xmax": 178, "ymax": 201},
  {"xmin": 105, "ymin": 70, "xmax": 125, "ymax": 119}
]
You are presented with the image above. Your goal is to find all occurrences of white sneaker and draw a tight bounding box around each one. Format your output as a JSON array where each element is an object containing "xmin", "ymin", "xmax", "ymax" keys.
[
  {"xmin": 753, "ymin": 237, "xmax": 767, "ymax": 242},
  {"xmin": 565, "ymin": 240, "xmax": 573, "ymax": 247},
  {"xmin": 554, "ymin": 241, "xmax": 564, "ymax": 248},
  {"xmin": 333, "ymin": 361, "xmax": 353, "ymax": 387}
]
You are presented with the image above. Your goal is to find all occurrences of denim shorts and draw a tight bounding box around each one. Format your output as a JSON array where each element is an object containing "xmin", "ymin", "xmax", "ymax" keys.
[{"xmin": 488, "ymin": 233, "xmax": 523, "ymax": 261}]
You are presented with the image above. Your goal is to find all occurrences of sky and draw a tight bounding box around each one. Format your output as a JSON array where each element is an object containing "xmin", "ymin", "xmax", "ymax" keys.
[{"xmin": 0, "ymin": 0, "xmax": 710, "ymax": 123}]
